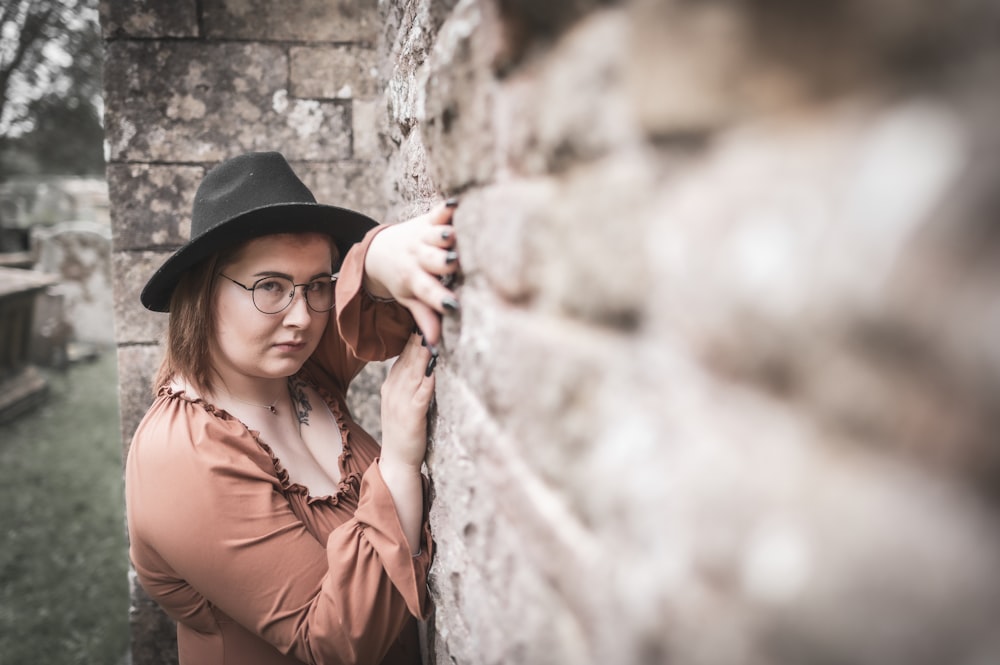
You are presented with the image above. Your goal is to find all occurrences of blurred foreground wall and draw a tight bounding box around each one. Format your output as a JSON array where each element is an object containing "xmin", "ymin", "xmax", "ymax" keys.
[{"xmin": 104, "ymin": 0, "xmax": 1000, "ymax": 663}]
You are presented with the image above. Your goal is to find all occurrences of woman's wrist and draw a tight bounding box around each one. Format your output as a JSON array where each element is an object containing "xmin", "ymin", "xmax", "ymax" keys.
[{"xmin": 378, "ymin": 454, "xmax": 424, "ymax": 478}]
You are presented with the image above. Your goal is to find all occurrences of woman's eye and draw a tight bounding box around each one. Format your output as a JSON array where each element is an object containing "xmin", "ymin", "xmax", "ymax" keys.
[
  {"xmin": 308, "ymin": 280, "xmax": 331, "ymax": 293},
  {"xmin": 256, "ymin": 279, "xmax": 284, "ymax": 293}
]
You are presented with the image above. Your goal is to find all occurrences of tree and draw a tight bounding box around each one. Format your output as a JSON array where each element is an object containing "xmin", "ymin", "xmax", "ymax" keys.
[{"xmin": 0, "ymin": 0, "xmax": 103, "ymax": 178}]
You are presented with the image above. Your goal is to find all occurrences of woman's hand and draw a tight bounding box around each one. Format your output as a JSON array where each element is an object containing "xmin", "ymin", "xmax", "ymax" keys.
[
  {"xmin": 363, "ymin": 201, "xmax": 460, "ymax": 346},
  {"xmin": 379, "ymin": 333, "xmax": 435, "ymax": 472},
  {"xmin": 378, "ymin": 333, "xmax": 435, "ymax": 553}
]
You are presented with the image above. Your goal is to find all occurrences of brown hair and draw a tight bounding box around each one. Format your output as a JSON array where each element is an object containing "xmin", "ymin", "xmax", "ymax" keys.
[{"xmin": 152, "ymin": 249, "xmax": 234, "ymax": 396}]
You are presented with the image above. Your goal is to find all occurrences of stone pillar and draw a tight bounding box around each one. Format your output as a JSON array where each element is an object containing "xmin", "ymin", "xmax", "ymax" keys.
[
  {"xmin": 376, "ymin": 1, "xmax": 1000, "ymax": 664},
  {"xmin": 100, "ymin": 1, "xmax": 383, "ymax": 662}
]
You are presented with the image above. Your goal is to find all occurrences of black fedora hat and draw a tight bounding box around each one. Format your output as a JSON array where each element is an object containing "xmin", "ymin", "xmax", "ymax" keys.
[{"xmin": 140, "ymin": 151, "xmax": 378, "ymax": 312}]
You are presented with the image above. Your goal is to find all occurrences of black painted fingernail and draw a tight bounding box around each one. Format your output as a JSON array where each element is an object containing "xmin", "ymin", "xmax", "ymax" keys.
[
  {"xmin": 441, "ymin": 228, "xmax": 453, "ymax": 240},
  {"xmin": 420, "ymin": 334, "xmax": 427, "ymax": 347},
  {"xmin": 442, "ymin": 296, "xmax": 460, "ymax": 313},
  {"xmin": 445, "ymin": 197, "xmax": 459, "ymax": 208},
  {"xmin": 445, "ymin": 250, "xmax": 459, "ymax": 265},
  {"xmin": 425, "ymin": 355, "xmax": 437, "ymax": 376}
]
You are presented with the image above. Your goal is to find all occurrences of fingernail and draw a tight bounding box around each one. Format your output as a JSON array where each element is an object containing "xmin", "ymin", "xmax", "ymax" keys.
[
  {"xmin": 442, "ymin": 296, "xmax": 460, "ymax": 313},
  {"xmin": 429, "ymin": 344, "xmax": 439, "ymax": 357},
  {"xmin": 420, "ymin": 334, "xmax": 427, "ymax": 347},
  {"xmin": 445, "ymin": 250, "xmax": 459, "ymax": 265},
  {"xmin": 425, "ymin": 355, "xmax": 437, "ymax": 376},
  {"xmin": 441, "ymin": 228, "xmax": 453, "ymax": 240},
  {"xmin": 445, "ymin": 197, "xmax": 459, "ymax": 208}
]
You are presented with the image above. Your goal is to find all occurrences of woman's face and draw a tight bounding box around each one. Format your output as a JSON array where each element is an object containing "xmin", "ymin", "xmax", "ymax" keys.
[{"xmin": 210, "ymin": 233, "xmax": 337, "ymax": 386}]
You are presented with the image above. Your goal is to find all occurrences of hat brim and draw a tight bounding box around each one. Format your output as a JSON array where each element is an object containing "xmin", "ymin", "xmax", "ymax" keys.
[{"xmin": 140, "ymin": 202, "xmax": 378, "ymax": 312}]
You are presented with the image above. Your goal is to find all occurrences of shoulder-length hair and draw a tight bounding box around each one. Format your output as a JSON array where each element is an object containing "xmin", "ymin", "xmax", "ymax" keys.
[{"xmin": 152, "ymin": 249, "xmax": 234, "ymax": 396}]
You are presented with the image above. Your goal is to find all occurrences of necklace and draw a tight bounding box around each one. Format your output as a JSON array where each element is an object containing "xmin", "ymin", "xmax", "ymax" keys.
[{"xmin": 227, "ymin": 390, "xmax": 281, "ymax": 415}]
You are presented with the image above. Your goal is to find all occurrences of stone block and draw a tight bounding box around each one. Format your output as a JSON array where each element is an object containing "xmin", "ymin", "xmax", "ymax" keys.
[
  {"xmin": 101, "ymin": 0, "xmax": 198, "ymax": 39},
  {"xmin": 460, "ymin": 152, "xmax": 658, "ymax": 329},
  {"xmin": 291, "ymin": 46, "xmax": 379, "ymax": 100},
  {"xmin": 202, "ymin": 0, "xmax": 378, "ymax": 42},
  {"xmin": 352, "ymin": 98, "xmax": 384, "ymax": 162},
  {"xmin": 422, "ymin": 1, "xmax": 499, "ymax": 191},
  {"xmin": 104, "ymin": 41, "xmax": 351, "ymax": 163},
  {"xmin": 292, "ymin": 160, "xmax": 386, "ymax": 221},
  {"xmin": 108, "ymin": 164, "xmax": 203, "ymax": 252},
  {"xmin": 503, "ymin": 8, "xmax": 637, "ymax": 175},
  {"xmin": 112, "ymin": 250, "xmax": 170, "ymax": 345},
  {"xmin": 382, "ymin": 129, "xmax": 440, "ymax": 223},
  {"xmin": 117, "ymin": 344, "xmax": 162, "ymax": 450},
  {"xmin": 446, "ymin": 179, "xmax": 554, "ymax": 303},
  {"xmin": 345, "ymin": 360, "xmax": 389, "ymax": 442}
]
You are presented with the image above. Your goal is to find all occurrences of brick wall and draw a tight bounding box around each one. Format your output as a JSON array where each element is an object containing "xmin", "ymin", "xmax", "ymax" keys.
[{"xmin": 105, "ymin": 0, "xmax": 1000, "ymax": 663}]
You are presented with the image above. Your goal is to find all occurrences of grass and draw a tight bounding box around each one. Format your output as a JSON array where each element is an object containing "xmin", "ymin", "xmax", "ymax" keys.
[{"xmin": 0, "ymin": 350, "xmax": 129, "ymax": 665}]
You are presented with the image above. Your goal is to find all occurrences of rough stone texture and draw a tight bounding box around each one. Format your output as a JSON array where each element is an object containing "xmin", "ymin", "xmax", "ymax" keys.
[
  {"xmin": 103, "ymin": 41, "xmax": 352, "ymax": 163},
  {"xmin": 376, "ymin": 1, "xmax": 1000, "ymax": 664},
  {"xmin": 291, "ymin": 46, "xmax": 380, "ymax": 100},
  {"xmin": 99, "ymin": 0, "xmax": 198, "ymax": 39},
  {"xmin": 107, "ymin": 164, "xmax": 202, "ymax": 252},
  {"xmin": 202, "ymin": 0, "xmax": 379, "ymax": 42},
  {"xmin": 104, "ymin": 0, "xmax": 1000, "ymax": 663}
]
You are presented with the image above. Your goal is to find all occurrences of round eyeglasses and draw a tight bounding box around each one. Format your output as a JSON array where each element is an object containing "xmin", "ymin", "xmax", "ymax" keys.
[{"xmin": 218, "ymin": 273, "xmax": 336, "ymax": 314}]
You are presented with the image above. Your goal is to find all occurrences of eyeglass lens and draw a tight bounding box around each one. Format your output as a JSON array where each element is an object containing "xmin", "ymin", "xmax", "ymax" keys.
[{"xmin": 252, "ymin": 276, "xmax": 334, "ymax": 314}]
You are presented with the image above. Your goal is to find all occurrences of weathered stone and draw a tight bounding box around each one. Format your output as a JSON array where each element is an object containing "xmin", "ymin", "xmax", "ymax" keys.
[
  {"xmin": 101, "ymin": 0, "xmax": 198, "ymax": 39},
  {"xmin": 290, "ymin": 160, "xmax": 385, "ymax": 221},
  {"xmin": 112, "ymin": 251, "xmax": 170, "ymax": 345},
  {"xmin": 32, "ymin": 222, "xmax": 114, "ymax": 345},
  {"xmin": 202, "ymin": 0, "xmax": 379, "ymax": 42},
  {"xmin": 346, "ymin": 361, "xmax": 390, "ymax": 442},
  {"xmin": 352, "ymin": 99, "xmax": 384, "ymax": 162},
  {"xmin": 117, "ymin": 344, "xmax": 162, "ymax": 449},
  {"xmin": 382, "ymin": 128, "xmax": 440, "ymax": 223},
  {"xmin": 291, "ymin": 46, "xmax": 380, "ymax": 100},
  {"xmin": 421, "ymin": 1, "xmax": 498, "ymax": 191},
  {"xmin": 104, "ymin": 41, "xmax": 351, "ymax": 163},
  {"xmin": 107, "ymin": 164, "xmax": 202, "ymax": 251},
  {"xmin": 503, "ymin": 8, "xmax": 638, "ymax": 175}
]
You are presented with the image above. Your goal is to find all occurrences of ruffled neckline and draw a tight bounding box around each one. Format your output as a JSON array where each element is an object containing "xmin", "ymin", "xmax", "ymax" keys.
[{"xmin": 157, "ymin": 376, "xmax": 362, "ymax": 505}]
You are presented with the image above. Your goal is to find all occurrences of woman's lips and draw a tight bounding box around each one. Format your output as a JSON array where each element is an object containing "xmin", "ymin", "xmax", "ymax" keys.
[{"xmin": 273, "ymin": 340, "xmax": 307, "ymax": 352}]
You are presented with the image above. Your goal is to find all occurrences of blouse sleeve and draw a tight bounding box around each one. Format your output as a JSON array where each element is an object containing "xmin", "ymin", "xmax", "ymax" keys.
[
  {"xmin": 308, "ymin": 224, "xmax": 414, "ymax": 393},
  {"xmin": 126, "ymin": 402, "xmax": 433, "ymax": 665}
]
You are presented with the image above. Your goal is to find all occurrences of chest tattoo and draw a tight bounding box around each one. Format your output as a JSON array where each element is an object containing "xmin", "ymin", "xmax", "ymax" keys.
[{"xmin": 288, "ymin": 376, "xmax": 313, "ymax": 427}]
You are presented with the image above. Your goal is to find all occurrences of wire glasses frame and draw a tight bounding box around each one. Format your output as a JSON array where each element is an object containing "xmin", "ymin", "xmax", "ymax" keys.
[{"xmin": 218, "ymin": 273, "xmax": 337, "ymax": 314}]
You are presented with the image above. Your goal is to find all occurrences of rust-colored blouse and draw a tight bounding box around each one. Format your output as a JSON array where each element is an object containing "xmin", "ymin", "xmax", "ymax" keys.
[{"xmin": 125, "ymin": 227, "xmax": 432, "ymax": 665}]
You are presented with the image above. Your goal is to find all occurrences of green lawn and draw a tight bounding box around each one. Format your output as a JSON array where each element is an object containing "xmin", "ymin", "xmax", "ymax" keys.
[{"xmin": 0, "ymin": 351, "xmax": 129, "ymax": 665}]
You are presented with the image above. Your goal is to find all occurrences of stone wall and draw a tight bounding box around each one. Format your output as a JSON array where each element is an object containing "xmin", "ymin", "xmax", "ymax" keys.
[
  {"xmin": 379, "ymin": 1, "xmax": 1000, "ymax": 664},
  {"xmin": 104, "ymin": 0, "xmax": 1000, "ymax": 663}
]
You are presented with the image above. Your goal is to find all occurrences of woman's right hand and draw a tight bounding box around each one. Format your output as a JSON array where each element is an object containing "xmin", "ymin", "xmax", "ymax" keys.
[
  {"xmin": 379, "ymin": 332, "xmax": 435, "ymax": 472},
  {"xmin": 378, "ymin": 333, "xmax": 434, "ymax": 553}
]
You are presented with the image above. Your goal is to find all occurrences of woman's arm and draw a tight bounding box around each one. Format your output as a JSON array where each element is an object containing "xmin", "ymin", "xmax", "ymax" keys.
[
  {"xmin": 377, "ymin": 333, "xmax": 436, "ymax": 554},
  {"xmin": 362, "ymin": 201, "xmax": 460, "ymax": 346}
]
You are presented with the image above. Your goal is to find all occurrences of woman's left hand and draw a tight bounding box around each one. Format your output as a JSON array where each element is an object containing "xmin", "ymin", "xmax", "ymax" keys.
[{"xmin": 363, "ymin": 201, "xmax": 460, "ymax": 345}]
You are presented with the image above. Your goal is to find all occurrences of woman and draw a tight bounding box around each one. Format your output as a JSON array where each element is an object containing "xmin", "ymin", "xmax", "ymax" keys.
[{"xmin": 125, "ymin": 151, "xmax": 459, "ymax": 664}]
